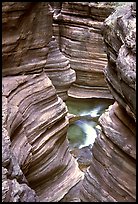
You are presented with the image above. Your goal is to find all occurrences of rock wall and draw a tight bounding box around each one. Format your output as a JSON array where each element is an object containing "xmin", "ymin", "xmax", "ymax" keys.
[
  {"xmin": 3, "ymin": 92, "xmax": 39, "ymax": 202},
  {"xmin": 80, "ymin": 2, "xmax": 136, "ymax": 202},
  {"xmin": 51, "ymin": 2, "xmax": 115, "ymax": 99},
  {"xmin": 2, "ymin": 2, "xmax": 83, "ymax": 202},
  {"xmin": 2, "ymin": 2, "xmax": 136, "ymax": 203},
  {"xmin": 2, "ymin": 2, "xmax": 76, "ymax": 101}
]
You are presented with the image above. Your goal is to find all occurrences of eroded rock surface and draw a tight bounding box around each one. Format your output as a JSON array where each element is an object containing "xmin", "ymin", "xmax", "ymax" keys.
[
  {"xmin": 44, "ymin": 36, "xmax": 76, "ymax": 100},
  {"xmin": 102, "ymin": 2, "xmax": 136, "ymax": 120},
  {"xmin": 2, "ymin": 2, "xmax": 76, "ymax": 101},
  {"xmin": 51, "ymin": 2, "xmax": 115, "ymax": 99},
  {"xmin": 2, "ymin": 93, "xmax": 39, "ymax": 202},
  {"xmin": 2, "ymin": 2, "xmax": 82, "ymax": 202},
  {"xmin": 2, "ymin": 73, "xmax": 83, "ymax": 202},
  {"xmin": 80, "ymin": 2, "xmax": 136, "ymax": 202},
  {"xmin": 2, "ymin": 1, "xmax": 136, "ymax": 203}
]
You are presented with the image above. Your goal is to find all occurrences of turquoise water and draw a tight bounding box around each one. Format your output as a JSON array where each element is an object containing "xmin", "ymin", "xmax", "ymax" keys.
[{"xmin": 66, "ymin": 97, "xmax": 114, "ymax": 149}]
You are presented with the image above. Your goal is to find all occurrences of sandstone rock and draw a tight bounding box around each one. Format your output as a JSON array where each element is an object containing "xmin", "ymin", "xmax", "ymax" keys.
[
  {"xmin": 2, "ymin": 175, "xmax": 38, "ymax": 202},
  {"xmin": 102, "ymin": 2, "xmax": 136, "ymax": 120},
  {"xmin": 2, "ymin": 1, "xmax": 136, "ymax": 202},
  {"xmin": 2, "ymin": 2, "xmax": 76, "ymax": 101},
  {"xmin": 52, "ymin": 2, "xmax": 115, "ymax": 99},
  {"xmin": 60, "ymin": 180, "xmax": 82, "ymax": 202},
  {"xmin": 80, "ymin": 103, "xmax": 136, "ymax": 202},
  {"xmin": 44, "ymin": 36, "xmax": 76, "ymax": 101},
  {"xmin": 100, "ymin": 102, "xmax": 135, "ymax": 159},
  {"xmin": 2, "ymin": 2, "xmax": 52, "ymax": 76},
  {"xmin": 2, "ymin": 2, "xmax": 82, "ymax": 202},
  {"xmin": 2, "ymin": 94, "xmax": 39, "ymax": 202},
  {"xmin": 80, "ymin": 2, "xmax": 136, "ymax": 202},
  {"xmin": 2, "ymin": 73, "xmax": 83, "ymax": 202}
]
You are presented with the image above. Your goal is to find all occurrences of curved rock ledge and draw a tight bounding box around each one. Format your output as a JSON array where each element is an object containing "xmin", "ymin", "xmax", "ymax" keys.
[
  {"xmin": 2, "ymin": 2, "xmax": 82, "ymax": 202},
  {"xmin": 52, "ymin": 2, "xmax": 115, "ymax": 99},
  {"xmin": 80, "ymin": 2, "xmax": 136, "ymax": 202},
  {"xmin": 2, "ymin": 90, "xmax": 39, "ymax": 202},
  {"xmin": 2, "ymin": 73, "xmax": 83, "ymax": 202},
  {"xmin": 2, "ymin": 2, "xmax": 76, "ymax": 101},
  {"xmin": 2, "ymin": 2, "xmax": 136, "ymax": 202},
  {"xmin": 44, "ymin": 36, "xmax": 76, "ymax": 101},
  {"xmin": 80, "ymin": 103, "xmax": 136, "ymax": 202}
]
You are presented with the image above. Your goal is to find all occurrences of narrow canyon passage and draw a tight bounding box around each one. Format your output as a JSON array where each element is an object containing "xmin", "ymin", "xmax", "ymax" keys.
[
  {"xmin": 65, "ymin": 97, "xmax": 114, "ymax": 173},
  {"xmin": 2, "ymin": 2, "xmax": 136, "ymax": 202},
  {"xmin": 66, "ymin": 98, "xmax": 114, "ymax": 147},
  {"xmin": 66, "ymin": 99, "xmax": 113, "ymax": 150}
]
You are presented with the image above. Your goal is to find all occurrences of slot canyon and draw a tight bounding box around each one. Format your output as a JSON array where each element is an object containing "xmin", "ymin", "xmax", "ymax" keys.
[{"xmin": 2, "ymin": 2, "xmax": 136, "ymax": 202}]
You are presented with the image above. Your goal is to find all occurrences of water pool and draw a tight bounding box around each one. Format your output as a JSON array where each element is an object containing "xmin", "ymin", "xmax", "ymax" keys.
[{"xmin": 66, "ymin": 97, "xmax": 114, "ymax": 150}]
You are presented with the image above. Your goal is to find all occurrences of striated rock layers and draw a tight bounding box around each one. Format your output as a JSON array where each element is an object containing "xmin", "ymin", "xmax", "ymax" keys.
[
  {"xmin": 2, "ymin": 85, "xmax": 39, "ymax": 202},
  {"xmin": 2, "ymin": 74, "xmax": 83, "ymax": 202},
  {"xmin": 2, "ymin": 2, "xmax": 83, "ymax": 202},
  {"xmin": 80, "ymin": 2, "xmax": 136, "ymax": 202},
  {"xmin": 51, "ymin": 2, "xmax": 115, "ymax": 99},
  {"xmin": 2, "ymin": 2, "xmax": 136, "ymax": 202},
  {"xmin": 2, "ymin": 2, "xmax": 76, "ymax": 101}
]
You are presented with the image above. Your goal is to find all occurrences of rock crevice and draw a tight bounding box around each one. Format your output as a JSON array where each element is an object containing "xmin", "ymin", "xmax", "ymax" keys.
[{"xmin": 2, "ymin": 2, "xmax": 136, "ymax": 202}]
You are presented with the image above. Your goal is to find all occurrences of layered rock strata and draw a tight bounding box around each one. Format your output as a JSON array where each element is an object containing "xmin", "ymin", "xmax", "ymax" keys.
[
  {"xmin": 2, "ymin": 74, "xmax": 83, "ymax": 202},
  {"xmin": 44, "ymin": 36, "xmax": 76, "ymax": 100},
  {"xmin": 51, "ymin": 2, "xmax": 115, "ymax": 99},
  {"xmin": 2, "ymin": 93, "xmax": 39, "ymax": 202},
  {"xmin": 80, "ymin": 2, "xmax": 136, "ymax": 202},
  {"xmin": 102, "ymin": 2, "xmax": 136, "ymax": 120},
  {"xmin": 2, "ymin": 2, "xmax": 82, "ymax": 202},
  {"xmin": 2, "ymin": 2, "xmax": 136, "ymax": 202},
  {"xmin": 2, "ymin": 2, "xmax": 76, "ymax": 101}
]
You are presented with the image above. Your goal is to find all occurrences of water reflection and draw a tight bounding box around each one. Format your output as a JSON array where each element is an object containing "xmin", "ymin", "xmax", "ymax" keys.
[{"xmin": 66, "ymin": 98, "xmax": 114, "ymax": 149}]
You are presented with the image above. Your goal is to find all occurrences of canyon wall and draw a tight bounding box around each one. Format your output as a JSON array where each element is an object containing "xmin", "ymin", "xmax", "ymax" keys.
[
  {"xmin": 2, "ymin": 2, "xmax": 83, "ymax": 202},
  {"xmin": 2, "ymin": 2, "xmax": 76, "ymax": 101},
  {"xmin": 51, "ymin": 2, "xmax": 115, "ymax": 99},
  {"xmin": 80, "ymin": 2, "xmax": 136, "ymax": 202},
  {"xmin": 2, "ymin": 2, "xmax": 136, "ymax": 202}
]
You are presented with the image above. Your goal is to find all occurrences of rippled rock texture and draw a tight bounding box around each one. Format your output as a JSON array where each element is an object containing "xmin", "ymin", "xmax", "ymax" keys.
[
  {"xmin": 80, "ymin": 2, "xmax": 136, "ymax": 202},
  {"xmin": 2, "ymin": 2, "xmax": 76, "ymax": 101},
  {"xmin": 2, "ymin": 80, "xmax": 39, "ymax": 202},
  {"xmin": 2, "ymin": 74, "xmax": 83, "ymax": 202},
  {"xmin": 102, "ymin": 2, "xmax": 136, "ymax": 120},
  {"xmin": 2, "ymin": 2, "xmax": 136, "ymax": 202},
  {"xmin": 2, "ymin": 2, "xmax": 82, "ymax": 202},
  {"xmin": 51, "ymin": 2, "xmax": 115, "ymax": 99}
]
